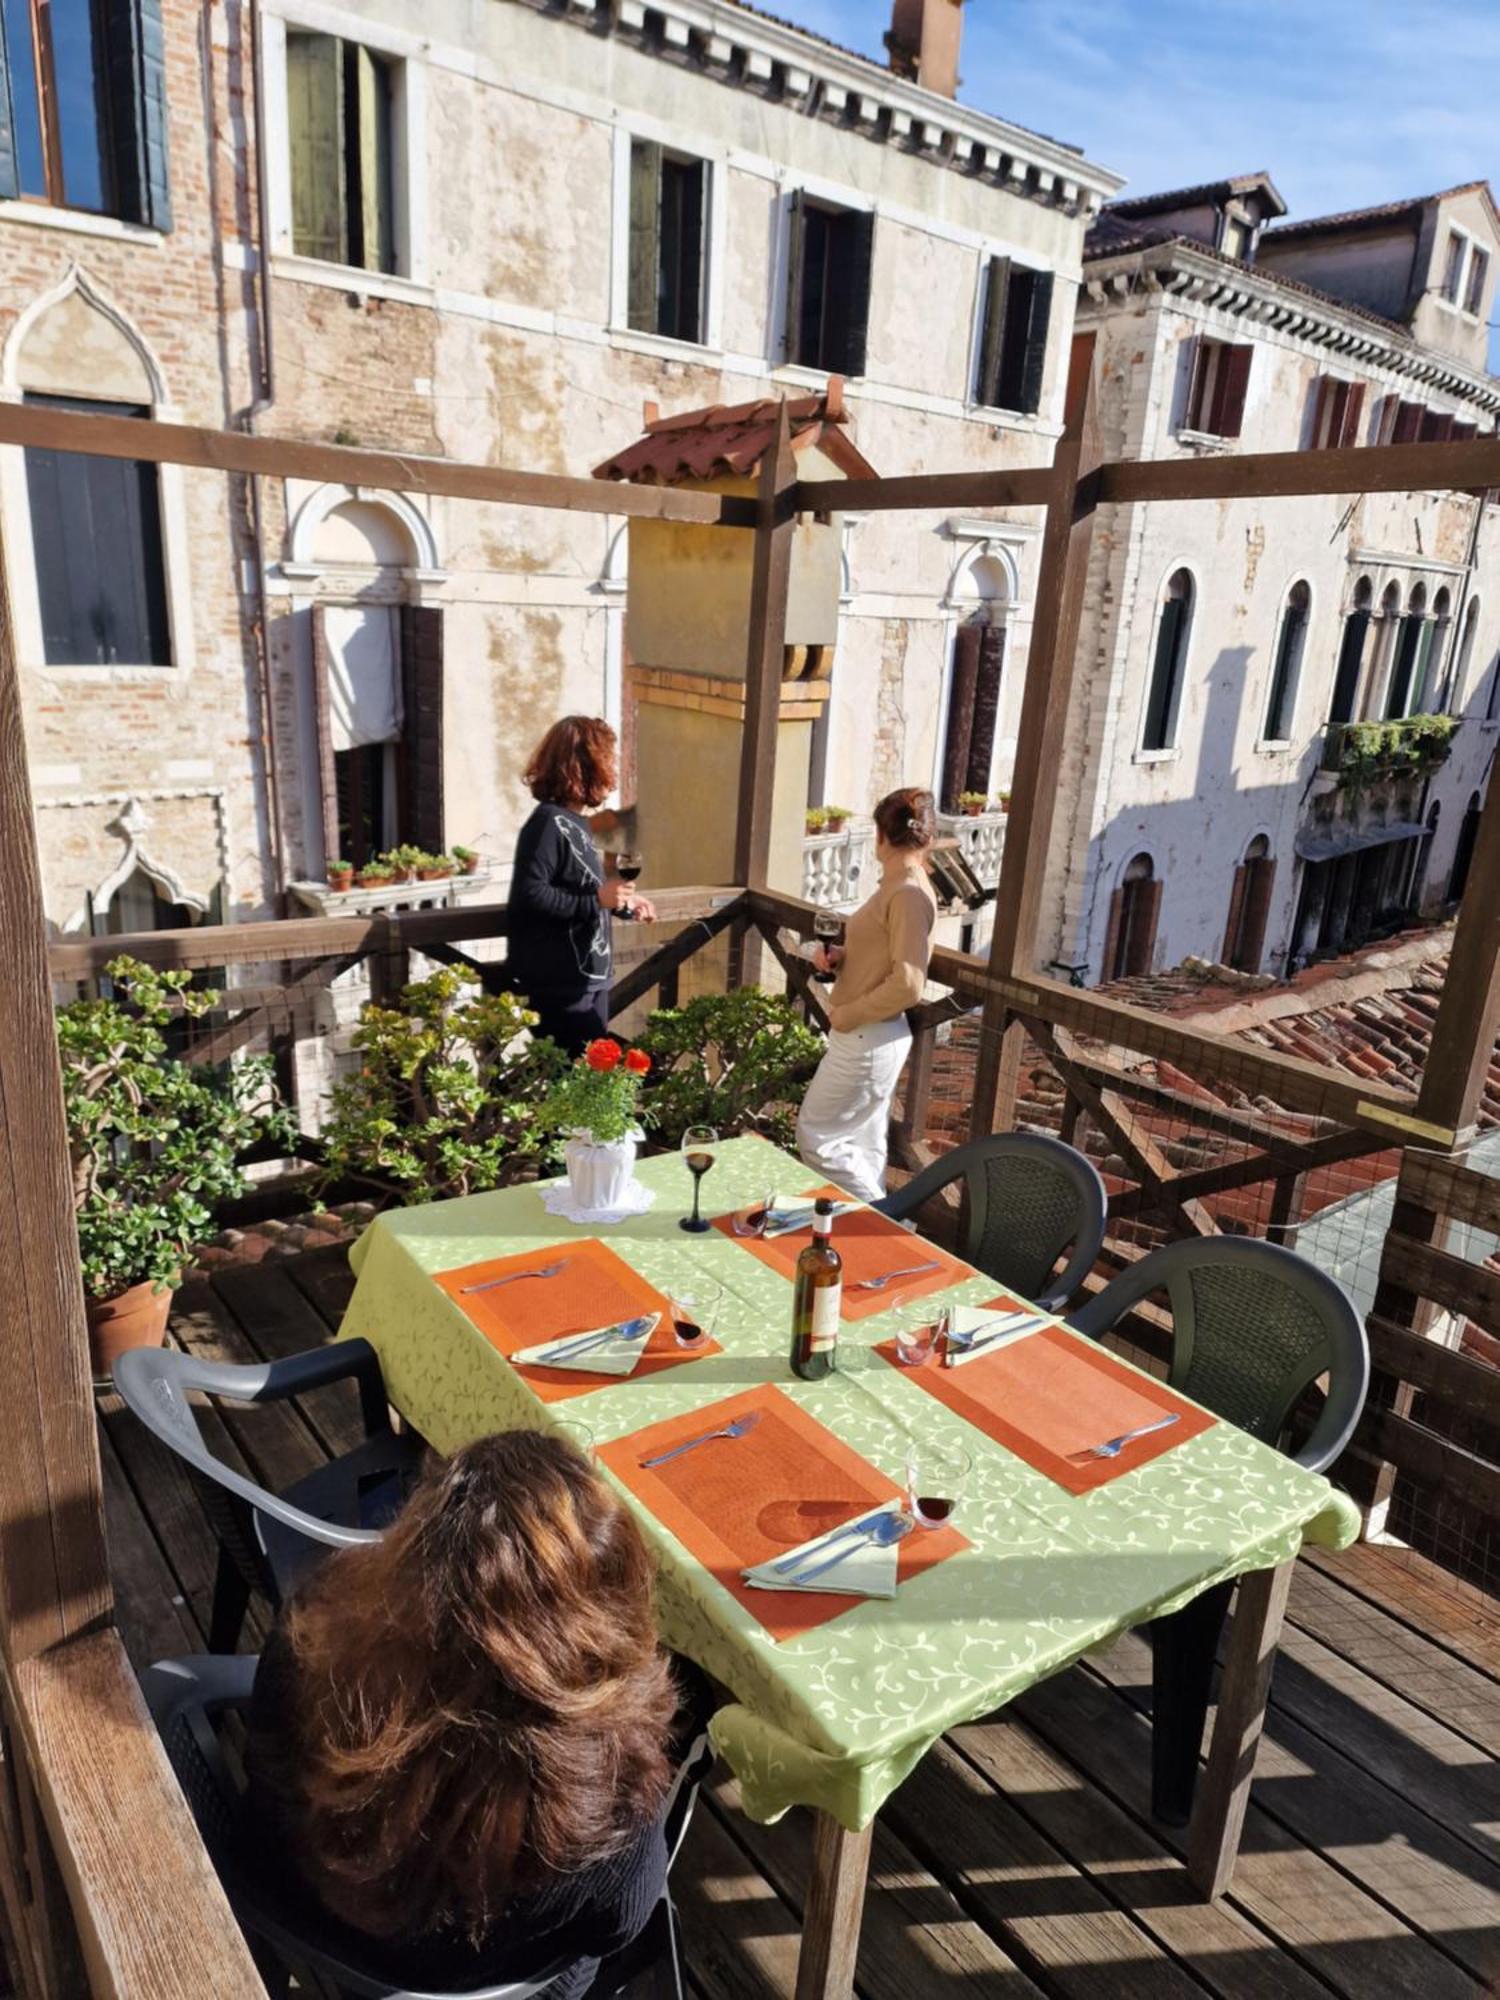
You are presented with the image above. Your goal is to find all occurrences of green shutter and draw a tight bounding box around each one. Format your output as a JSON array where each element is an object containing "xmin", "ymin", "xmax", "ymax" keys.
[
  {"xmin": 102, "ymin": 0, "xmax": 173, "ymax": 228},
  {"xmin": 783, "ymin": 189, "xmax": 807, "ymax": 363},
  {"xmin": 288, "ymin": 32, "xmax": 346, "ymax": 265},
  {"xmin": 353, "ymin": 45, "xmax": 394, "ymax": 274},
  {"xmin": 628, "ymin": 140, "xmax": 662, "ymax": 333},
  {"xmin": 1017, "ymin": 269, "xmax": 1053, "ymax": 415},
  {"xmin": 0, "ymin": 2, "xmax": 18, "ymax": 202},
  {"xmin": 975, "ymin": 257, "xmax": 1009, "ymax": 405},
  {"xmin": 1144, "ymin": 596, "xmax": 1184, "ymax": 749}
]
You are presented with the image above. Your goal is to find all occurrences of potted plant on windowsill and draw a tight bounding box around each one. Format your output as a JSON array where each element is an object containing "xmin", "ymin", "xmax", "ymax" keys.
[
  {"xmin": 998, "ymin": 791, "xmax": 1012, "ymax": 816},
  {"xmin": 821, "ymin": 804, "xmax": 853, "ymax": 833},
  {"xmin": 958, "ymin": 790, "xmax": 988, "ymax": 817},
  {"xmin": 451, "ymin": 844, "xmax": 480, "ymax": 876},
  {"xmin": 59, "ymin": 958, "xmax": 296, "ymax": 1377},
  {"xmin": 805, "ymin": 807, "xmax": 828, "ymax": 836},
  {"xmin": 326, "ymin": 858, "xmax": 354, "ymax": 892},
  {"xmin": 357, "ymin": 860, "xmax": 393, "ymax": 890},
  {"xmin": 416, "ymin": 851, "xmax": 452, "ymax": 882},
  {"xmin": 540, "ymin": 1039, "xmax": 652, "ymax": 1215}
]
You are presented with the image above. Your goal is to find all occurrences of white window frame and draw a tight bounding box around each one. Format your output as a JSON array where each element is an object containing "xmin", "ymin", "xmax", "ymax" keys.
[
  {"xmin": 1437, "ymin": 224, "xmax": 1488, "ymax": 322},
  {"xmin": 770, "ymin": 171, "xmax": 875, "ymax": 383},
  {"xmin": 607, "ymin": 124, "xmax": 727, "ymax": 359},
  {"xmin": 261, "ymin": 3, "xmax": 429, "ymax": 289},
  {"xmin": 1135, "ymin": 561, "xmax": 1197, "ymax": 762},
  {"xmin": 963, "ymin": 240, "xmax": 1065, "ymax": 428}
]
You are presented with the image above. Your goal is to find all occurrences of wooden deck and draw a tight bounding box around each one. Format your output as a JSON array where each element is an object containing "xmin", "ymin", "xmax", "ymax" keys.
[{"xmin": 98, "ymin": 1249, "xmax": 1500, "ymax": 2000}]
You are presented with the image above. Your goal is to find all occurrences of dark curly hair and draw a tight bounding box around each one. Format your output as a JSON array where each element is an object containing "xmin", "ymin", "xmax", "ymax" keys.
[{"xmin": 523, "ymin": 716, "xmax": 618, "ymax": 809}]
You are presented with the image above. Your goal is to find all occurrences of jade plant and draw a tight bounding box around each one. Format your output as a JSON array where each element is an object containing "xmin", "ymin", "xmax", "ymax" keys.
[
  {"xmin": 319, "ymin": 967, "xmax": 566, "ymax": 1202},
  {"xmin": 58, "ymin": 957, "xmax": 295, "ymax": 1300},
  {"xmin": 636, "ymin": 989, "xmax": 824, "ymax": 1149}
]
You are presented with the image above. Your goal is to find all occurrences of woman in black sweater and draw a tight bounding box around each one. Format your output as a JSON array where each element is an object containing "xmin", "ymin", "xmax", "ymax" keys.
[
  {"xmin": 245, "ymin": 1431, "xmax": 709, "ymax": 1998},
  {"xmin": 507, "ymin": 717, "xmax": 655, "ymax": 1054}
]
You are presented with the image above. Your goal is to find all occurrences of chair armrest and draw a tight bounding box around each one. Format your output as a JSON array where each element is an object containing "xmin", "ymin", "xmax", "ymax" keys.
[
  {"xmin": 193, "ymin": 1339, "xmax": 392, "ymax": 1438},
  {"xmin": 140, "ymin": 1654, "xmax": 259, "ymax": 1733}
]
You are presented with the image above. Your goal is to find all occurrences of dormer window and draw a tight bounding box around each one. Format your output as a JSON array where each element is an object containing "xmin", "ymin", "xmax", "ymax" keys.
[
  {"xmin": 1442, "ymin": 231, "xmax": 1466, "ymax": 303},
  {"xmin": 1439, "ymin": 228, "xmax": 1490, "ymax": 318},
  {"xmin": 1467, "ymin": 247, "xmax": 1490, "ymax": 316}
]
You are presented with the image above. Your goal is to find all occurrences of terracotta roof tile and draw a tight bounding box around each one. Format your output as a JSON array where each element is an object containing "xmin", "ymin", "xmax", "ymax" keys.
[
  {"xmin": 593, "ymin": 388, "xmax": 877, "ymax": 485},
  {"xmin": 1263, "ymin": 181, "xmax": 1495, "ymax": 242}
]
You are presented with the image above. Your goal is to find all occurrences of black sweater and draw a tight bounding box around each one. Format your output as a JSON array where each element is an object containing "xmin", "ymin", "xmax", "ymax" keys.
[
  {"xmin": 507, "ymin": 803, "xmax": 610, "ymax": 1001},
  {"xmin": 244, "ymin": 1627, "xmax": 688, "ymax": 1999}
]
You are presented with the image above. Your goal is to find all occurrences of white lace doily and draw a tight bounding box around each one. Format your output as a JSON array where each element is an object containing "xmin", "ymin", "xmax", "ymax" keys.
[{"xmin": 539, "ymin": 1178, "xmax": 657, "ymax": 1226}]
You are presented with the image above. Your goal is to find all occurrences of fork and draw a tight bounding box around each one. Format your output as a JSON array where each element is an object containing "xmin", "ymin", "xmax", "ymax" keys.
[
  {"xmin": 853, "ymin": 1260, "xmax": 942, "ymax": 1293},
  {"xmin": 1069, "ymin": 1413, "xmax": 1180, "ymax": 1460},
  {"xmin": 639, "ymin": 1411, "xmax": 762, "ymax": 1469},
  {"xmin": 461, "ymin": 1260, "xmax": 566, "ymax": 1295}
]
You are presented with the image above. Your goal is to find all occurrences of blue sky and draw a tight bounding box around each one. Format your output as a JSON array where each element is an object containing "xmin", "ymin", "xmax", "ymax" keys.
[{"xmin": 787, "ymin": 0, "xmax": 1500, "ymax": 225}]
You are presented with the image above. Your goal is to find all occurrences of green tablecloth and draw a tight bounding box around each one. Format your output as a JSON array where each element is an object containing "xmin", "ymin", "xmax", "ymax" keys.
[{"xmin": 340, "ymin": 1134, "xmax": 1359, "ymax": 1831}]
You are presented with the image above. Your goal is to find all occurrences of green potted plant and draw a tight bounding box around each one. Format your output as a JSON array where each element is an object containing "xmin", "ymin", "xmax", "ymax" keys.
[
  {"xmin": 386, "ymin": 844, "xmax": 421, "ymax": 884},
  {"xmin": 805, "ymin": 806, "xmax": 828, "ymax": 835},
  {"xmin": 326, "ymin": 857, "xmax": 354, "ymax": 892},
  {"xmin": 958, "ymin": 789, "xmax": 988, "ymax": 817},
  {"xmin": 58, "ymin": 958, "xmax": 295, "ymax": 1376},
  {"xmin": 998, "ymin": 790, "xmax": 1012, "ymax": 815},
  {"xmin": 822, "ymin": 804, "xmax": 853, "ymax": 832},
  {"xmin": 416, "ymin": 850, "xmax": 452, "ymax": 882},
  {"xmin": 451, "ymin": 844, "xmax": 480, "ymax": 876},
  {"xmin": 637, "ymin": 990, "xmax": 823, "ymax": 1149},
  {"xmin": 539, "ymin": 1038, "xmax": 652, "ymax": 1212},
  {"xmin": 357, "ymin": 859, "xmax": 394, "ymax": 889}
]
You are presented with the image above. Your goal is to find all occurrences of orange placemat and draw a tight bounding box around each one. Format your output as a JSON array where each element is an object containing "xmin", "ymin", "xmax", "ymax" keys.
[
  {"xmin": 600, "ymin": 1384, "xmax": 967, "ymax": 1641},
  {"xmin": 713, "ymin": 1187, "xmax": 974, "ymax": 1322},
  {"xmin": 876, "ymin": 1317, "xmax": 1215, "ymax": 1494},
  {"xmin": 435, "ymin": 1239, "xmax": 720, "ymax": 1404}
]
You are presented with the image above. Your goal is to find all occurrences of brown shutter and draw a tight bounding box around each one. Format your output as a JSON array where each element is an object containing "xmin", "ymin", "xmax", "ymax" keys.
[
  {"xmin": 1128, "ymin": 878, "xmax": 1163, "ymax": 976},
  {"xmin": 628, "ymin": 140, "xmax": 662, "ymax": 334},
  {"xmin": 1393, "ymin": 401, "xmax": 1424, "ymax": 443},
  {"xmin": 1339, "ymin": 381, "xmax": 1366, "ymax": 447},
  {"xmin": 1239, "ymin": 858, "xmax": 1276, "ymax": 975},
  {"xmin": 1213, "ymin": 344, "xmax": 1252, "ymax": 437},
  {"xmin": 1221, "ymin": 862, "xmax": 1249, "ymax": 965},
  {"xmin": 287, "ymin": 32, "xmax": 345, "ymax": 265},
  {"xmin": 783, "ymin": 189, "xmax": 807, "ymax": 364},
  {"xmin": 310, "ymin": 604, "xmax": 341, "ymax": 870},
  {"xmin": 1101, "ymin": 887, "xmax": 1125, "ymax": 984},
  {"xmin": 940, "ymin": 622, "xmax": 981, "ymax": 811},
  {"xmin": 399, "ymin": 605, "xmax": 445, "ymax": 853},
  {"xmin": 1308, "ymin": 374, "xmax": 1334, "ymax": 451},
  {"xmin": 1420, "ymin": 409, "xmax": 1454, "ymax": 443},
  {"xmin": 965, "ymin": 623, "xmax": 1006, "ymax": 796},
  {"xmin": 975, "ymin": 256, "xmax": 1009, "ymax": 405},
  {"xmin": 1185, "ymin": 339, "xmax": 1210, "ymax": 430}
]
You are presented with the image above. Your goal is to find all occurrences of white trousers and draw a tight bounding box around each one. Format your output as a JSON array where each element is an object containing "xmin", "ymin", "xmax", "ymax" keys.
[{"xmin": 796, "ymin": 1017, "xmax": 912, "ymax": 1205}]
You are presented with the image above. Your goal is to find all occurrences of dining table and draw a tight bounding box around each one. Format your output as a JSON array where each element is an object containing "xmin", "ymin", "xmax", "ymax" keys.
[{"xmin": 336, "ymin": 1132, "xmax": 1360, "ymax": 2000}]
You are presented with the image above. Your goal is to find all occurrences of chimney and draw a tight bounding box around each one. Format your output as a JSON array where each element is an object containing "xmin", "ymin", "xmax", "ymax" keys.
[{"xmin": 885, "ymin": 0, "xmax": 963, "ymax": 99}]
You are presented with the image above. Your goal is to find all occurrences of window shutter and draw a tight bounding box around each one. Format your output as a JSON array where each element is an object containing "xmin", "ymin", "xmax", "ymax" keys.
[
  {"xmin": 1239, "ymin": 858, "xmax": 1276, "ymax": 975},
  {"xmin": 1329, "ymin": 611, "xmax": 1367, "ymax": 725},
  {"xmin": 940, "ymin": 622, "xmax": 981, "ymax": 811},
  {"xmin": 834, "ymin": 208, "xmax": 875, "ymax": 377},
  {"xmin": 782, "ymin": 189, "xmax": 807, "ymax": 363},
  {"xmin": 354, "ymin": 46, "xmax": 393, "ymax": 273},
  {"xmin": 1017, "ymin": 269, "xmax": 1053, "ymax": 416},
  {"xmin": 1101, "ymin": 888, "xmax": 1125, "ymax": 984},
  {"xmin": 102, "ymin": 0, "xmax": 173, "ymax": 229},
  {"xmin": 1221, "ymin": 864, "xmax": 1249, "ymax": 965},
  {"xmin": 975, "ymin": 256, "xmax": 1009, "ymax": 405},
  {"xmin": 674, "ymin": 159, "xmax": 707, "ymax": 342},
  {"xmin": 628, "ymin": 140, "xmax": 662, "ymax": 334},
  {"xmin": 1143, "ymin": 596, "xmax": 1184, "ymax": 749},
  {"xmin": 965, "ymin": 623, "xmax": 1006, "ymax": 795},
  {"xmin": 1185, "ymin": 339, "xmax": 1210, "ymax": 430},
  {"xmin": 1339, "ymin": 382, "xmax": 1366, "ymax": 448},
  {"xmin": 0, "ymin": 3, "xmax": 18, "ymax": 202},
  {"xmin": 288, "ymin": 33, "xmax": 345, "ymax": 265},
  {"xmin": 1420, "ymin": 409, "xmax": 1454, "ymax": 443},
  {"xmin": 311, "ymin": 605, "xmax": 341, "ymax": 871},
  {"xmin": 1393, "ymin": 401, "xmax": 1423, "ymax": 444},
  {"xmin": 1308, "ymin": 375, "xmax": 1334, "ymax": 451},
  {"xmin": 400, "ymin": 604, "xmax": 445, "ymax": 854},
  {"xmin": 1212, "ymin": 344, "xmax": 1252, "ymax": 437}
]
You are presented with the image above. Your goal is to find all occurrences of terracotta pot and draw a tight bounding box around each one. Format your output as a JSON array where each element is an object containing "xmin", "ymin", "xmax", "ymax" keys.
[
  {"xmin": 327, "ymin": 869, "xmax": 354, "ymax": 892},
  {"xmin": 459, "ymin": 855, "xmax": 480, "ymax": 875},
  {"xmin": 392, "ymin": 865, "xmax": 416, "ymax": 883},
  {"xmin": 962, "ymin": 803, "xmax": 984, "ymax": 817},
  {"xmin": 418, "ymin": 865, "xmax": 449, "ymax": 881},
  {"xmin": 823, "ymin": 815, "xmax": 848, "ymax": 832},
  {"xmin": 359, "ymin": 872, "xmax": 393, "ymax": 889},
  {"xmin": 86, "ymin": 1281, "xmax": 172, "ymax": 1379}
]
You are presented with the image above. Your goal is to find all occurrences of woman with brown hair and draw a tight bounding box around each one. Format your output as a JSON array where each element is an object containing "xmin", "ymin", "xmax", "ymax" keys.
[
  {"xmin": 796, "ymin": 787, "xmax": 938, "ymax": 1203},
  {"xmin": 245, "ymin": 1430, "xmax": 704, "ymax": 1997},
  {"xmin": 508, "ymin": 716, "xmax": 655, "ymax": 1053}
]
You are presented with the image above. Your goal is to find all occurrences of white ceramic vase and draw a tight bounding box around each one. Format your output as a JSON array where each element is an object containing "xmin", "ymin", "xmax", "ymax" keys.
[{"xmin": 564, "ymin": 1131, "xmax": 640, "ymax": 1213}]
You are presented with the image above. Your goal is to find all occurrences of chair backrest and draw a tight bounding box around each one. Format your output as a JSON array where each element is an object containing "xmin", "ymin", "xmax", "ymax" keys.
[
  {"xmin": 1068, "ymin": 1235, "xmax": 1370, "ymax": 1472},
  {"xmin": 140, "ymin": 1658, "xmax": 571, "ymax": 2000},
  {"xmin": 886, "ymin": 1132, "xmax": 1107, "ymax": 1308}
]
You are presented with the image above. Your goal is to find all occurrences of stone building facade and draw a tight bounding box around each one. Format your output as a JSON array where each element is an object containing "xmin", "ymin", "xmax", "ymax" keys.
[{"xmin": 1053, "ymin": 176, "xmax": 1500, "ymax": 987}]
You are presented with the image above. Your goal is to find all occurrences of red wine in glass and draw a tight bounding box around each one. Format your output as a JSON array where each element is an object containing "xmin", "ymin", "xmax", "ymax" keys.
[
  {"xmin": 614, "ymin": 852, "xmax": 644, "ymax": 921},
  {"xmin": 673, "ymin": 1316, "xmax": 704, "ymax": 1346},
  {"xmin": 913, "ymin": 1495, "xmax": 955, "ymax": 1526},
  {"xmin": 813, "ymin": 911, "xmax": 842, "ymax": 983}
]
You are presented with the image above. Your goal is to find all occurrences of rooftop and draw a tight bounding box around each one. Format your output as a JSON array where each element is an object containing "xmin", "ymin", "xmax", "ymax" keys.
[
  {"xmin": 1263, "ymin": 179, "xmax": 1499, "ymax": 241},
  {"xmin": 593, "ymin": 386, "xmax": 877, "ymax": 486},
  {"xmin": 1106, "ymin": 170, "xmax": 1286, "ymax": 219}
]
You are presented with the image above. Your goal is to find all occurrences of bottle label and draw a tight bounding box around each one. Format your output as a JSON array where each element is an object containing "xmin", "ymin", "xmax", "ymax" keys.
[{"xmin": 809, "ymin": 1283, "xmax": 841, "ymax": 1351}]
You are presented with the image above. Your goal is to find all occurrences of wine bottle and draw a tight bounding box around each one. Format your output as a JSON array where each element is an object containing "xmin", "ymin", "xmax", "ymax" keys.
[{"xmin": 791, "ymin": 1198, "xmax": 842, "ymax": 1380}]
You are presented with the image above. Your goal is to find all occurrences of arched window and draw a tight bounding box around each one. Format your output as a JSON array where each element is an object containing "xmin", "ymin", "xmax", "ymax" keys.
[
  {"xmin": 1449, "ymin": 791, "xmax": 1483, "ymax": 904},
  {"xmin": 1103, "ymin": 853, "xmax": 1161, "ymax": 981},
  {"xmin": 1452, "ymin": 596, "xmax": 1481, "ymax": 712},
  {"xmin": 1223, "ymin": 834, "xmax": 1277, "ymax": 973},
  {"xmin": 939, "ymin": 556, "xmax": 1009, "ymax": 811},
  {"xmin": 1408, "ymin": 799, "xmax": 1441, "ymax": 912},
  {"xmin": 1142, "ymin": 570, "xmax": 1193, "ymax": 752},
  {"xmin": 1421, "ymin": 585, "xmax": 1451, "ymax": 713},
  {"xmin": 1263, "ymin": 581, "xmax": 1310, "ymax": 741},
  {"xmin": 1328, "ymin": 577, "xmax": 1372, "ymax": 726},
  {"xmin": 1385, "ymin": 581, "xmax": 1427, "ymax": 718},
  {"xmin": 91, "ymin": 865, "xmax": 200, "ymax": 938}
]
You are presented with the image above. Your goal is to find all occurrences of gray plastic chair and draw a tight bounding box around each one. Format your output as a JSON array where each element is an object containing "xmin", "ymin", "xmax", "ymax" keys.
[
  {"xmin": 873, "ymin": 1132, "xmax": 1107, "ymax": 1311},
  {"xmin": 114, "ymin": 1339, "xmax": 426, "ymax": 1652},
  {"xmin": 141, "ymin": 1654, "xmax": 710, "ymax": 2000},
  {"xmin": 1068, "ymin": 1234, "xmax": 1369, "ymax": 1824}
]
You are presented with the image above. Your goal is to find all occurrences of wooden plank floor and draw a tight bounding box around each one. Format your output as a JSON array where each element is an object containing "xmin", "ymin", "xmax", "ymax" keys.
[{"xmin": 98, "ymin": 1248, "xmax": 1500, "ymax": 2000}]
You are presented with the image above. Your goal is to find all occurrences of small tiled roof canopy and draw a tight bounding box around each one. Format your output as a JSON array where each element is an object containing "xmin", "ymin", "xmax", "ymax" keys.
[{"xmin": 593, "ymin": 381, "xmax": 877, "ymax": 485}]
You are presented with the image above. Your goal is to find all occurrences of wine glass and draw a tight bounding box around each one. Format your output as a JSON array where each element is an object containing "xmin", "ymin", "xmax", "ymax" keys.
[
  {"xmin": 615, "ymin": 851, "xmax": 644, "ymax": 922},
  {"xmin": 679, "ymin": 1125, "xmax": 718, "ymax": 1233},
  {"xmin": 813, "ymin": 910, "xmax": 843, "ymax": 983},
  {"xmin": 667, "ymin": 1278, "xmax": 723, "ymax": 1350},
  {"xmin": 893, "ymin": 1302, "xmax": 939, "ymax": 1368},
  {"xmin": 903, "ymin": 1441, "xmax": 971, "ymax": 1529}
]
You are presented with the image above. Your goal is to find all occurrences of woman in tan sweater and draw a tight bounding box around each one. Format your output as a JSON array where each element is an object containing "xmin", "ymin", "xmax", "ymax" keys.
[{"xmin": 796, "ymin": 788, "xmax": 937, "ymax": 1203}]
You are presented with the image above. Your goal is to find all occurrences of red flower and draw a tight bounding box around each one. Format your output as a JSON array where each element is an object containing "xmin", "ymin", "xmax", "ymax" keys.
[
  {"xmin": 624, "ymin": 1048, "xmax": 650, "ymax": 1076},
  {"xmin": 585, "ymin": 1038, "xmax": 622, "ymax": 1072}
]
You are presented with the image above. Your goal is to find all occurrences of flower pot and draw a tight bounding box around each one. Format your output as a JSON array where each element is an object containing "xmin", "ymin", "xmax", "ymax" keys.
[
  {"xmin": 417, "ymin": 866, "xmax": 449, "ymax": 882},
  {"xmin": 359, "ymin": 872, "xmax": 393, "ymax": 890},
  {"xmin": 823, "ymin": 815, "xmax": 848, "ymax": 832},
  {"xmin": 327, "ymin": 869, "xmax": 354, "ymax": 892},
  {"xmin": 86, "ymin": 1280, "xmax": 172, "ymax": 1379},
  {"xmin": 962, "ymin": 803, "xmax": 984, "ymax": 817},
  {"xmin": 392, "ymin": 866, "xmax": 416, "ymax": 884},
  {"xmin": 564, "ymin": 1132, "xmax": 640, "ymax": 1214},
  {"xmin": 458, "ymin": 855, "xmax": 479, "ymax": 875}
]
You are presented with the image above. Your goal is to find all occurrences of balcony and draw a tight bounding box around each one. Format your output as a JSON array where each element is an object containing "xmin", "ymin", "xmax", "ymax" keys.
[
  {"xmin": 802, "ymin": 811, "xmax": 1007, "ymax": 912},
  {"xmin": 935, "ymin": 805, "xmax": 1008, "ymax": 890},
  {"xmin": 1319, "ymin": 713, "xmax": 1458, "ymax": 788}
]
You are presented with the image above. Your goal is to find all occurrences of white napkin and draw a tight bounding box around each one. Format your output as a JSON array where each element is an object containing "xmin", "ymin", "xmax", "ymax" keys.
[
  {"xmin": 761, "ymin": 1199, "xmax": 860, "ymax": 1238},
  {"xmin": 742, "ymin": 1505, "xmax": 902, "ymax": 1599},
  {"xmin": 945, "ymin": 1305, "xmax": 1043, "ymax": 1367},
  {"xmin": 514, "ymin": 1313, "xmax": 659, "ymax": 1376}
]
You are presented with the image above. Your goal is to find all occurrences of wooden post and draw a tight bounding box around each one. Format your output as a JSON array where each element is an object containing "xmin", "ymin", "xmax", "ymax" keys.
[
  {"xmin": 970, "ymin": 334, "xmax": 1103, "ymax": 1139},
  {"xmin": 1187, "ymin": 1561, "xmax": 1294, "ymax": 1900},
  {"xmin": 794, "ymin": 1813, "xmax": 873, "ymax": 2000},
  {"xmin": 0, "ymin": 520, "xmax": 112, "ymax": 1667},
  {"xmin": 731, "ymin": 403, "xmax": 797, "ymax": 989}
]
